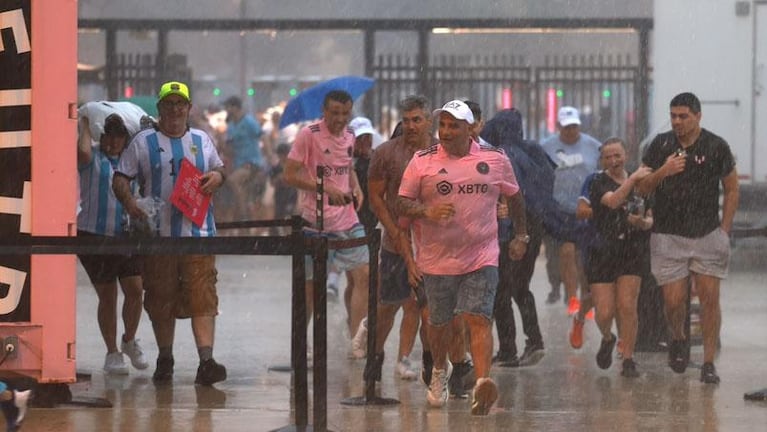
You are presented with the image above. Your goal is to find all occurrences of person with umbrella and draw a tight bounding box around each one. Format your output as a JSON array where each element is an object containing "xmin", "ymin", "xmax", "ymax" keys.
[{"xmin": 283, "ymin": 90, "xmax": 371, "ymax": 359}]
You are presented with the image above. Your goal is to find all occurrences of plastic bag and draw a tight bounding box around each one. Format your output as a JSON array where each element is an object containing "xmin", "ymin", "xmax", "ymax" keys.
[
  {"xmin": 125, "ymin": 196, "xmax": 164, "ymax": 237},
  {"xmin": 78, "ymin": 101, "xmax": 148, "ymax": 141}
]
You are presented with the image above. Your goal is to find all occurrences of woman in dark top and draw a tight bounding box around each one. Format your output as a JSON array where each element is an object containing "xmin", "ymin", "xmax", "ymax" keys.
[{"xmin": 587, "ymin": 138, "xmax": 653, "ymax": 378}]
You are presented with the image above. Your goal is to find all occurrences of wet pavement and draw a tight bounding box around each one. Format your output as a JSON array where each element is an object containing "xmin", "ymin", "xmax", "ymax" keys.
[{"xmin": 19, "ymin": 250, "xmax": 767, "ymax": 431}]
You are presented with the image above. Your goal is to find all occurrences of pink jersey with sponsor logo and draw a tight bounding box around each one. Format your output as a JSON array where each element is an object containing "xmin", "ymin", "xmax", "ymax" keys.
[
  {"xmin": 399, "ymin": 140, "xmax": 520, "ymax": 275},
  {"xmin": 288, "ymin": 120, "xmax": 360, "ymax": 231}
]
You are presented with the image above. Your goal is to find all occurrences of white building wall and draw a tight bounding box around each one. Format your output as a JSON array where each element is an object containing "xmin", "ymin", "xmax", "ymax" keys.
[{"xmin": 652, "ymin": 0, "xmax": 754, "ymax": 178}]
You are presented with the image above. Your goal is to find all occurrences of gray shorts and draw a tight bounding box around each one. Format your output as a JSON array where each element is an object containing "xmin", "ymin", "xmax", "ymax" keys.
[
  {"xmin": 304, "ymin": 224, "xmax": 369, "ymax": 280},
  {"xmin": 650, "ymin": 228, "xmax": 730, "ymax": 286},
  {"xmin": 423, "ymin": 266, "xmax": 498, "ymax": 326},
  {"xmin": 379, "ymin": 248, "xmax": 412, "ymax": 305}
]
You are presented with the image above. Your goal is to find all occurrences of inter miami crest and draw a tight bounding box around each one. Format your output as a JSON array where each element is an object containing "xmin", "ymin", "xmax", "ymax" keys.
[
  {"xmin": 476, "ymin": 162, "xmax": 489, "ymax": 174},
  {"xmin": 436, "ymin": 181, "xmax": 453, "ymax": 195}
]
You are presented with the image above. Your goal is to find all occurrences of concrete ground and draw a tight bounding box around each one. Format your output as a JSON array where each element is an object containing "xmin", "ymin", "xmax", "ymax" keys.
[{"xmin": 16, "ymin": 248, "xmax": 767, "ymax": 431}]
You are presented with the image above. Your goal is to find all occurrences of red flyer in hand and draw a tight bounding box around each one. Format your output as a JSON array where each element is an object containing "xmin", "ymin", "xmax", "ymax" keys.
[{"xmin": 169, "ymin": 158, "xmax": 211, "ymax": 227}]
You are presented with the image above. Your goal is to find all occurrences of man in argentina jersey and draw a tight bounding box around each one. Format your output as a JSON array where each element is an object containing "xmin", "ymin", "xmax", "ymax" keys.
[
  {"xmin": 398, "ymin": 100, "xmax": 529, "ymax": 415},
  {"xmin": 113, "ymin": 81, "xmax": 228, "ymax": 386},
  {"xmin": 77, "ymin": 112, "xmax": 148, "ymax": 376}
]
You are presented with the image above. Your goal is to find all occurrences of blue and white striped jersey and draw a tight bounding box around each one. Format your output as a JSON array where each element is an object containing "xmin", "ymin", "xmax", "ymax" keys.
[
  {"xmin": 78, "ymin": 147, "xmax": 126, "ymax": 236},
  {"xmin": 116, "ymin": 127, "xmax": 224, "ymax": 238}
]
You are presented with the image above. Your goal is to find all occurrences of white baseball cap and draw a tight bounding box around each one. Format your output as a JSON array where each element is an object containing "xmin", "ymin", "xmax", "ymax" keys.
[
  {"xmin": 349, "ymin": 116, "xmax": 376, "ymax": 137},
  {"xmin": 432, "ymin": 100, "xmax": 475, "ymax": 124},
  {"xmin": 557, "ymin": 106, "xmax": 581, "ymax": 127}
]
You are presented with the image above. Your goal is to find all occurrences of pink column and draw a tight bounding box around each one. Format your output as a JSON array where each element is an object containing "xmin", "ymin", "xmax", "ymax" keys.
[{"xmin": 29, "ymin": 0, "xmax": 78, "ymax": 383}]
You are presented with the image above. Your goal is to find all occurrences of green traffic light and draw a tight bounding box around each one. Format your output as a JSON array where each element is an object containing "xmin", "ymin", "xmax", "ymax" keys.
[
  {"xmin": 602, "ymin": 89, "xmax": 612, "ymax": 98},
  {"xmin": 556, "ymin": 89, "xmax": 564, "ymax": 98},
  {"xmin": 247, "ymin": 88, "xmax": 255, "ymax": 96},
  {"xmin": 213, "ymin": 88, "xmax": 221, "ymax": 96},
  {"xmin": 289, "ymin": 88, "xmax": 298, "ymax": 97}
]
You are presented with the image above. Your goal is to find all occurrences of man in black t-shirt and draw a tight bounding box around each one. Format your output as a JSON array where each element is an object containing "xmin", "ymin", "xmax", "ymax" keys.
[{"xmin": 638, "ymin": 92, "xmax": 739, "ymax": 385}]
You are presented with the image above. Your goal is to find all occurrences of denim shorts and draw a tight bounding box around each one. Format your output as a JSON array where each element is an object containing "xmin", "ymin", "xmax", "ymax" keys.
[
  {"xmin": 304, "ymin": 224, "xmax": 369, "ymax": 280},
  {"xmin": 423, "ymin": 266, "xmax": 498, "ymax": 326},
  {"xmin": 379, "ymin": 248, "xmax": 412, "ymax": 305}
]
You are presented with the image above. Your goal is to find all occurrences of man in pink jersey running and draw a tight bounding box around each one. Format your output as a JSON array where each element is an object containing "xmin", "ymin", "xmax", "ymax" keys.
[
  {"xmin": 284, "ymin": 90, "xmax": 370, "ymax": 359},
  {"xmin": 398, "ymin": 100, "xmax": 528, "ymax": 415}
]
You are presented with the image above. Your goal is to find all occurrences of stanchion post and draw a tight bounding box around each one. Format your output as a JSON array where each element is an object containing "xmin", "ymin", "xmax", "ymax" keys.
[
  {"xmin": 312, "ymin": 235, "xmax": 330, "ymax": 432},
  {"xmin": 316, "ymin": 166, "xmax": 324, "ymax": 232},
  {"xmin": 340, "ymin": 228, "xmax": 399, "ymax": 407},
  {"xmin": 291, "ymin": 215, "xmax": 309, "ymax": 428}
]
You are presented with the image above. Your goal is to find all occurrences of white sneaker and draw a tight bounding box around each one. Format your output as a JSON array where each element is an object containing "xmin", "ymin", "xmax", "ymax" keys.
[
  {"xmin": 396, "ymin": 356, "xmax": 418, "ymax": 380},
  {"xmin": 104, "ymin": 352, "xmax": 129, "ymax": 375},
  {"xmin": 350, "ymin": 318, "xmax": 368, "ymax": 359},
  {"xmin": 121, "ymin": 338, "xmax": 149, "ymax": 370},
  {"xmin": 13, "ymin": 389, "xmax": 30, "ymax": 426},
  {"xmin": 426, "ymin": 360, "xmax": 453, "ymax": 408}
]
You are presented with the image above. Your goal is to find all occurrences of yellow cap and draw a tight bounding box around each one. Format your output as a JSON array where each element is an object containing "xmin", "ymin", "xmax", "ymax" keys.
[{"xmin": 158, "ymin": 81, "xmax": 190, "ymax": 102}]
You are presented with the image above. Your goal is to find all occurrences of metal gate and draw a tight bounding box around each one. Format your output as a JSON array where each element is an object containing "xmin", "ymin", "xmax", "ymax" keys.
[{"xmin": 372, "ymin": 52, "xmax": 642, "ymax": 148}]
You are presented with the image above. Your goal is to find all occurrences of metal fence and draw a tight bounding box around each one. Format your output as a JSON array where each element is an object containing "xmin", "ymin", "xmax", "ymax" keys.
[{"xmin": 371, "ymin": 52, "xmax": 643, "ymax": 148}]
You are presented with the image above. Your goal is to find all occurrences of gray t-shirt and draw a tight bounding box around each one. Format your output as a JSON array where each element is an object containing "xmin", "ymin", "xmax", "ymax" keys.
[{"xmin": 541, "ymin": 132, "xmax": 601, "ymax": 213}]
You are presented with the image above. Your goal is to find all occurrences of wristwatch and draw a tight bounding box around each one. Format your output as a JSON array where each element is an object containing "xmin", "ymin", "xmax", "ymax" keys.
[{"xmin": 513, "ymin": 234, "xmax": 531, "ymax": 244}]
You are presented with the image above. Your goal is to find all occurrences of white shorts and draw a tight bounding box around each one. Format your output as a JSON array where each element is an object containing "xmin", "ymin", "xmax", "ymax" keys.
[{"xmin": 650, "ymin": 228, "xmax": 730, "ymax": 286}]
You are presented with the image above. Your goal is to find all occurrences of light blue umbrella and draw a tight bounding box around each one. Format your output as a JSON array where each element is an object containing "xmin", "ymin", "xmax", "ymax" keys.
[{"xmin": 279, "ymin": 76, "xmax": 375, "ymax": 129}]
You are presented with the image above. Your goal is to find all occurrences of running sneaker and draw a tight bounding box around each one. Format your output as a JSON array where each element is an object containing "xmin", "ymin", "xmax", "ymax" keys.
[
  {"xmin": 152, "ymin": 356, "xmax": 175, "ymax": 383},
  {"xmin": 667, "ymin": 339, "xmax": 689, "ymax": 374},
  {"xmin": 121, "ymin": 338, "xmax": 149, "ymax": 370},
  {"xmin": 349, "ymin": 318, "xmax": 368, "ymax": 359},
  {"xmin": 585, "ymin": 308, "xmax": 595, "ymax": 320},
  {"xmin": 1, "ymin": 389, "xmax": 30, "ymax": 432},
  {"xmin": 700, "ymin": 362, "xmax": 720, "ymax": 384},
  {"xmin": 519, "ymin": 340, "xmax": 545, "ymax": 367},
  {"xmin": 103, "ymin": 352, "xmax": 129, "ymax": 375},
  {"xmin": 449, "ymin": 359, "xmax": 475, "ymax": 399},
  {"xmin": 195, "ymin": 358, "xmax": 227, "ymax": 386},
  {"xmin": 567, "ymin": 297, "xmax": 581, "ymax": 316},
  {"xmin": 596, "ymin": 333, "xmax": 617, "ymax": 369},
  {"xmin": 621, "ymin": 358, "xmax": 639, "ymax": 378},
  {"xmin": 545, "ymin": 290, "xmax": 561, "ymax": 305},
  {"xmin": 492, "ymin": 351, "xmax": 520, "ymax": 368},
  {"xmin": 471, "ymin": 377, "xmax": 498, "ymax": 416},
  {"xmin": 569, "ymin": 316, "xmax": 585, "ymax": 349},
  {"xmin": 396, "ymin": 356, "xmax": 418, "ymax": 381},
  {"xmin": 426, "ymin": 361, "xmax": 453, "ymax": 408}
]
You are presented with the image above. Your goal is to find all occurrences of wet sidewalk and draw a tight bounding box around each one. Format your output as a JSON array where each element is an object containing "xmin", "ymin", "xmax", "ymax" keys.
[{"xmin": 20, "ymin": 254, "xmax": 767, "ymax": 431}]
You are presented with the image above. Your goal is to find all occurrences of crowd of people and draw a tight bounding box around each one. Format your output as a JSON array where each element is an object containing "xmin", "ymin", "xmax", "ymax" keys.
[{"xmin": 68, "ymin": 81, "xmax": 737, "ymax": 423}]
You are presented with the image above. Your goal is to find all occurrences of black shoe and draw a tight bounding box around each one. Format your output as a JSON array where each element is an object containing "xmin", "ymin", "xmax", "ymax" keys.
[
  {"xmin": 153, "ymin": 356, "xmax": 175, "ymax": 383},
  {"xmin": 545, "ymin": 291, "xmax": 561, "ymax": 305},
  {"xmin": 621, "ymin": 358, "xmax": 639, "ymax": 378},
  {"xmin": 421, "ymin": 351, "xmax": 433, "ymax": 387},
  {"xmin": 596, "ymin": 334, "xmax": 616, "ymax": 369},
  {"xmin": 492, "ymin": 351, "xmax": 520, "ymax": 368},
  {"xmin": 700, "ymin": 362, "xmax": 720, "ymax": 384},
  {"xmin": 195, "ymin": 358, "xmax": 227, "ymax": 386},
  {"xmin": 1, "ymin": 389, "xmax": 30, "ymax": 432},
  {"xmin": 519, "ymin": 340, "xmax": 545, "ymax": 367},
  {"xmin": 449, "ymin": 360, "xmax": 475, "ymax": 399},
  {"xmin": 668, "ymin": 339, "xmax": 689, "ymax": 374},
  {"xmin": 364, "ymin": 352, "xmax": 384, "ymax": 382}
]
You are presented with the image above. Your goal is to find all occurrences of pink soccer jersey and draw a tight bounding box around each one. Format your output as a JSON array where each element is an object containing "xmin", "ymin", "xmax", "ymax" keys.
[
  {"xmin": 399, "ymin": 141, "xmax": 520, "ymax": 275},
  {"xmin": 288, "ymin": 120, "xmax": 360, "ymax": 231}
]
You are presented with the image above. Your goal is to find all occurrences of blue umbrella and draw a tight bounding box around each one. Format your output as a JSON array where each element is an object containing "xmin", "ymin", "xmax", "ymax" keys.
[{"xmin": 279, "ymin": 75, "xmax": 375, "ymax": 129}]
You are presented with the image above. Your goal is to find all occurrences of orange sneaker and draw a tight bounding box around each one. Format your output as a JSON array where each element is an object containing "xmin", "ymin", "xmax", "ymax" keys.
[
  {"xmin": 567, "ymin": 297, "xmax": 580, "ymax": 316},
  {"xmin": 569, "ymin": 316, "xmax": 584, "ymax": 349},
  {"xmin": 585, "ymin": 308, "xmax": 595, "ymax": 320}
]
